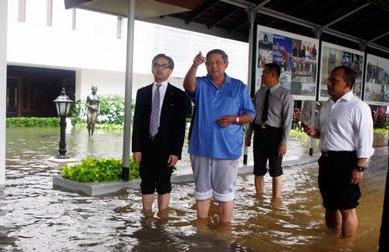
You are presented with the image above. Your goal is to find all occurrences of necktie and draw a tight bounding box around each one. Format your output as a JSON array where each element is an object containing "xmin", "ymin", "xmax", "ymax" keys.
[
  {"xmin": 261, "ymin": 88, "xmax": 270, "ymax": 123},
  {"xmin": 149, "ymin": 84, "xmax": 161, "ymax": 137}
]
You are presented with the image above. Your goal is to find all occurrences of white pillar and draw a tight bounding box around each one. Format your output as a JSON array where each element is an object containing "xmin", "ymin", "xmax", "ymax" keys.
[
  {"xmin": 75, "ymin": 69, "xmax": 82, "ymax": 101},
  {"xmin": 121, "ymin": 0, "xmax": 135, "ymax": 180},
  {"xmin": 0, "ymin": 0, "xmax": 8, "ymax": 187}
]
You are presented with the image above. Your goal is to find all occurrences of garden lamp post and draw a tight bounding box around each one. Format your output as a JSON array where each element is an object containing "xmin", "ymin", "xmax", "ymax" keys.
[{"xmin": 53, "ymin": 87, "xmax": 73, "ymax": 159}]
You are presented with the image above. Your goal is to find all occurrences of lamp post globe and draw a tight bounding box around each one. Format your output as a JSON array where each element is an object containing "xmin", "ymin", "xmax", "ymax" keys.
[{"xmin": 53, "ymin": 87, "xmax": 73, "ymax": 159}]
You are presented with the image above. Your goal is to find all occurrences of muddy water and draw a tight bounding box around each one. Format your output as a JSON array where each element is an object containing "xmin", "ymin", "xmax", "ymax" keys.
[{"xmin": 0, "ymin": 128, "xmax": 387, "ymax": 251}]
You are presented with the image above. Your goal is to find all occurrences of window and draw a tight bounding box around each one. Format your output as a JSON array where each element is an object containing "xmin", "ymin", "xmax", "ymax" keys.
[
  {"xmin": 72, "ymin": 8, "xmax": 76, "ymax": 30},
  {"xmin": 117, "ymin": 16, "xmax": 123, "ymax": 39},
  {"xmin": 18, "ymin": 0, "xmax": 26, "ymax": 22},
  {"xmin": 47, "ymin": 0, "xmax": 53, "ymax": 26}
]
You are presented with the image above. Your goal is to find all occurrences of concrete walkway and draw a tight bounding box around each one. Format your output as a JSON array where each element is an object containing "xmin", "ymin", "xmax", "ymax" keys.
[
  {"xmin": 53, "ymin": 152, "xmax": 321, "ymax": 196},
  {"xmin": 172, "ymin": 153, "xmax": 321, "ymax": 184}
]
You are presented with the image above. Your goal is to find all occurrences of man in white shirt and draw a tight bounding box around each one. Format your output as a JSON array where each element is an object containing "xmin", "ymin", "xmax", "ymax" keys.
[{"xmin": 303, "ymin": 66, "xmax": 374, "ymax": 238}]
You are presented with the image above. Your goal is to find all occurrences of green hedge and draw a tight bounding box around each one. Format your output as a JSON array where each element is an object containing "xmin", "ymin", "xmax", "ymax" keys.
[
  {"xmin": 289, "ymin": 127, "xmax": 389, "ymax": 137},
  {"xmin": 6, "ymin": 117, "xmax": 59, "ymax": 127},
  {"xmin": 71, "ymin": 122, "xmax": 123, "ymax": 130},
  {"xmin": 61, "ymin": 157, "xmax": 139, "ymax": 183}
]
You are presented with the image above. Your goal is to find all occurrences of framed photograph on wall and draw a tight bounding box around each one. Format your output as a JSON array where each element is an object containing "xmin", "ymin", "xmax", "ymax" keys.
[
  {"xmin": 255, "ymin": 25, "xmax": 319, "ymax": 100},
  {"xmin": 319, "ymin": 42, "xmax": 364, "ymax": 101},
  {"xmin": 364, "ymin": 54, "xmax": 389, "ymax": 105}
]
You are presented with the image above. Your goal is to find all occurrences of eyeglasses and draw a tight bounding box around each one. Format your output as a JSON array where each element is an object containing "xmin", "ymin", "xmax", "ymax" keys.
[
  {"xmin": 153, "ymin": 63, "xmax": 171, "ymax": 70},
  {"xmin": 205, "ymin": 61, "xmax": 225, "ymax": 66}
]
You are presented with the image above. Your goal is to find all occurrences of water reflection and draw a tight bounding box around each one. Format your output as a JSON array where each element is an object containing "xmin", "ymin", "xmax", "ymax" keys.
[{"xmin": 1, "ymin": 128, "xmax": 387, "ymax": 251}]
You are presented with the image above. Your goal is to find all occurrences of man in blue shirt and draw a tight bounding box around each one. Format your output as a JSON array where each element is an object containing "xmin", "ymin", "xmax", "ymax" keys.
[{"xmin": 184, "ymin": 49, "xmax": 255, "ymax": 223}]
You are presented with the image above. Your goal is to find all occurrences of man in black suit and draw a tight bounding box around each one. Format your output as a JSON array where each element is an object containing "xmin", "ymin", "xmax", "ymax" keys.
[{"xmin": 132, "ymin": 54, "xmax": 190, "ymax": 218}]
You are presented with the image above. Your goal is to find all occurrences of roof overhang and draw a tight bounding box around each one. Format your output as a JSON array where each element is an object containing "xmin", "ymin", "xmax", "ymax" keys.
[
  {"xmin": 65, "ymin": 0, "xmax": 389, "ymax": 56},
  {"xmin": 64, "ymin": 0, "xmax": 202, "ymax": 19}
]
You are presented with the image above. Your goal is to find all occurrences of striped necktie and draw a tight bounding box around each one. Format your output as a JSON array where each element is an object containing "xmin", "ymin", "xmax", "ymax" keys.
[{"xmin": 149, "ymin": 84, "xmax": 161, "ymax": 137}]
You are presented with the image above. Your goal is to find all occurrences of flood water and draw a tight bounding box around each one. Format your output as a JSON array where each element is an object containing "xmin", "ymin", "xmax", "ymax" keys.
[{"xmin": 1, "ymin": 127, "xmax": 388, "ymax": 251}]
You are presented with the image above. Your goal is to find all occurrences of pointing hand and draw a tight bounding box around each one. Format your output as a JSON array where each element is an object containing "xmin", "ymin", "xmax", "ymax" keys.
[{"xmin": 193, "ymin": 51, "xmax": 205, "ymax": 66}]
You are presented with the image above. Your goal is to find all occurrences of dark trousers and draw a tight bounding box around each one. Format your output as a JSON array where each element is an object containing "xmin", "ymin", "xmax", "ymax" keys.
[
  {"xmin": 379, "ymin": 166, "xmax": 389, "ymax": 251},
  {"xmin": 318, "ymin": 151, "xmax": 360, "ymax": 210},
  {"xmin": 253, "ymin": 124, "xmax": 283, "ymax": 177},
  {"xmin": 139, "ymin": 135, "xmax": 173, "ymax": 195}
]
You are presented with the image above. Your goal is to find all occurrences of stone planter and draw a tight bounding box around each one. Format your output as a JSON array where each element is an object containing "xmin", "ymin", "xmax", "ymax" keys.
[{"xmin": 53, "ymin": 175, "xmax": 140, "ymax": 196}]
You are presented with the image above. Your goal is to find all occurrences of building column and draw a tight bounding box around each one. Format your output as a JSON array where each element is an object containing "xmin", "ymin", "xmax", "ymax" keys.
[
  {"xmin": 121, "ymin": 0, "xmax": 136, "ymax": 181},
  {"xmin": 75, "ymin": 69, "xmax": 82, "ymax": 101},
  {"xmin": 0, "ymin": 0, "xmax": 8, "ymax": 187}
]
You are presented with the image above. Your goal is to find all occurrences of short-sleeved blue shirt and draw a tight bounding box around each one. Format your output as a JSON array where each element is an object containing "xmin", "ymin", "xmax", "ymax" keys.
[{"xmin": 187, "ymin": 74, "xmax": 256, "ymax": 160}]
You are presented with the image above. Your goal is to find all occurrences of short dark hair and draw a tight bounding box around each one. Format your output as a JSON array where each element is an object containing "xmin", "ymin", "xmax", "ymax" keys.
[
  {"xmin": 152, "ymin": 53, "xmax": 174, "ymax": 69},
  {"xmin": 332, "ymin": 66, "xmax": 356, "ymax": 88},
  {"xmin": 264, "ymin": 63, "xmax": 281, "ymax": 78},
  {"xmin": 206, "ymin": 49, "xmax": 228, "ymax": 62}
]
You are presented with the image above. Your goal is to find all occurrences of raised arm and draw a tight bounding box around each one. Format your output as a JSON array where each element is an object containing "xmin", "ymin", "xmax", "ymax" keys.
[{"xmin": 183, "ymin": 51, "xmax": 205, "ymax": 93}]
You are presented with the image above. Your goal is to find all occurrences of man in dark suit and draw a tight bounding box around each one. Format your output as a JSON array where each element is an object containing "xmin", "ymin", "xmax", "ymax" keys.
[{"xmin": 132, "ymin": 54, "xmax": 190, "ymax": 218}]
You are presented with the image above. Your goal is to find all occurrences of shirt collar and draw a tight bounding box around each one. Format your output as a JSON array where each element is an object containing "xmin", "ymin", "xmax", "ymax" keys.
[
  {"xmin": 269, "ymin": 83, "xmax": 280, "ymax": 93},
  {"xmin": 224, "ymin": 74, "xmax": 231, "ymax": 83},
  {"xmin": 338, "ymin": 91, "xmax": 353, "ymax": 102},
  {"xmin": 153, "ymin": 80, "xmax": 168, "ymax": 87},
  {"xmin": 207, "ymin": 73, "xmax": 230, "ymax": 89}
]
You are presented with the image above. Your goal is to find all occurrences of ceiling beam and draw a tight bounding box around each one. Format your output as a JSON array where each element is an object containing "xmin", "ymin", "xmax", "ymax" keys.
[
  {"xmin": 215, "ymin": 0, "xmax": 271, "ymax": 30},
  {"xmin": 207, "ymin": 8, "xmax": 241, "ymax": 29},
  {"xmin": 368, "ymin": 31, "xmax": 389, "ymax": 43},
  {"xmin": 229, "ymin": 20, "xmax": 248, "ymax": 34},
  {"xmin": 258, "ymin": 7, "xmax": 319, "ymax": 29},
  {"xmin": 64, "ymin": 0, "xmax": 91, "ymax": 9},
  {"xmin": 324, "ymin": 27, "xmax": 389, "ymax": 52},
  {"xmin": 145, "ymin": 15, "xmax": 247, "ymax": 41},
  {"xmin": 368, "ymin": 43, "xmax": 389, "ymax": 53},
  {"xmin": 318, "ymin": 2, "xmax": 370, "ymax": 32},
  {"xmin": 218, "ymin": 0, "xmax": 255, "ymax": 9},
  {"xmin": 252, "ymin": 0, "xmax": 272, "ymax": 12},
  {"xmin": 219, "ymin": 0, "xmax": 389, "ymax": 53},
  {"xmin": 185, "ymin": 0, "xmax": 218, "ymax": 24},
  {"xmin": 324, "ymin": 27, "xmax": 364, "ymax": 44}
]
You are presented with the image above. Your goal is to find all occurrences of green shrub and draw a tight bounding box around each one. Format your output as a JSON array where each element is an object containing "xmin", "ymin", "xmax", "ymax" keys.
[
  {"xmin": 68, "ymin": 100, "xmax": 82, "ymax": 118},
  {"xmin": 98, "ymin": 95, "xmax": 126, "ymax": 124},
  {"xmin": 6, "ymin": 117, "xmax": 59, "ymax": 127},
  {"xmin": 61, "ymin": 157, "xmax": 139, "ymax": 183},
  {"xmin": 71, "ymin": 95, "xmax": 131, "ymax": 125},
  {"xmin": 289, "ymin": 128, "xmax": 308, "ymax": 138},
  {"xmin": 374, "ymin": 128, "xmax": 389, "ymax": 135}
]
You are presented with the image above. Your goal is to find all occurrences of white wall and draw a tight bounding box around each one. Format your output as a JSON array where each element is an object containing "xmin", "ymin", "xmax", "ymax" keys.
[
  {"xmin": 0, "ymin": 0, "xmax": 8, "ymax": 187},
  {"xmin": 78, "ymin": 69, "xmax": 125, "ymax": 100},
  {"xmin": 7, "ymin": 1, "xmax": 248, "ymax": 82},
  {"xmin": 7, "ymin": 1, "xmax": 127, "ymax": 72},
  {"xmin": 77, "ymin": 69, "xmax": 184, "ymax": 100}
]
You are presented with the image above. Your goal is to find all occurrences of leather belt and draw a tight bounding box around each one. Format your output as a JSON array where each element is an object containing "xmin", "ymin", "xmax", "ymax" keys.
[
  {"xmin": 253, "ymin": 123, "xmax": 268, "ymax": 130},
  {"xmin": 321, "ymin": 150, "xmax": 356, "ymax": 157}
]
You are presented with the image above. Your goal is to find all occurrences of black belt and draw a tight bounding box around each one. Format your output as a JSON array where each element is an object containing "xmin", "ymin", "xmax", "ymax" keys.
[
  {"xmin": 253, "ymin": 123, "xmax": 280, "ymax": 130},
  {"xmin": 321, "ymin": 150, "xmax": 356, "ymax": 157}
]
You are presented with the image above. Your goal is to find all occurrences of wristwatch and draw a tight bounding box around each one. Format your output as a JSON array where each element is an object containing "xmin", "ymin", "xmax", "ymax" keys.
[{"xmin": 355, "ymin": 165, "xmax": 366, "ymax": 172}]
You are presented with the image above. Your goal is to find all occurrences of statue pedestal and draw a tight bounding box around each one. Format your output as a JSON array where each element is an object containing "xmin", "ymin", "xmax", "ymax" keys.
[{"xmin": 47, "ymin": 157, "xmax": 80, "ymax": 164}]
